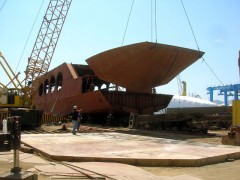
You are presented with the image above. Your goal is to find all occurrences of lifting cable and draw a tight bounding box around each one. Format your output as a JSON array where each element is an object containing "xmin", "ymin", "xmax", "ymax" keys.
[
  {"xmin": 121, "ymin": 0, "xmax": 135, "ymax": 46},
  {"xmin": 151, "ymin": 0, "xmax": 153, "ymax": 42},
  {"xmin": 154, "ymin": 0, "xmax": 158, "ymax": 43},
  {"xmin": 0, "ymin": 0, "xmax": 7, "ymax": 15},
  {"xmin": 180, "ymin": 0, "xmax": 224, "ymax": 86},
  {"xmin": 15, "ymin": 0, "xmax": 45, "ymax": 74},
  {"xmin": 122, "ymin": 0, "xmax": 158, "ymax": 45},
  {"xmin": 151, "ymin": 0, "xmax": 158, "ymax": 43}
]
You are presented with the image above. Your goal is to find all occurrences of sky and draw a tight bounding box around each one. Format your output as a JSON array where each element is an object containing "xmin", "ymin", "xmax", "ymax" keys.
[{"xmin": 0, "ymin": 0, "xmax": 240, "ymax": 102}]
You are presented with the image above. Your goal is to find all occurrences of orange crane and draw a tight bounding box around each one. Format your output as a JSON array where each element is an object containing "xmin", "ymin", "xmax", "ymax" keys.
[
  {"xmin": 0, "ymin": 0, "xmax": 72, "ymax": 108},
  {"xmin": 23, "ymin": 0, "xmax": 72, "ymax": 107}
]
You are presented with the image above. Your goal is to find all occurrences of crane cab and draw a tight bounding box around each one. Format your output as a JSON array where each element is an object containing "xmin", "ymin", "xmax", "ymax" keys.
[{"xmin": 0, "ymin": 88, "xmax": 23, "ymax": 108}]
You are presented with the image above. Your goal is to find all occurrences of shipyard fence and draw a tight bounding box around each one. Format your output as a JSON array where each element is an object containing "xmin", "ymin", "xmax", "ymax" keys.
[
  {"xmin": 0, "ymin": 111, "xmax": 68, "ymax": 129},
  {"xmin": 41, "ymin": 114, "xmax": 68, "ymax": 125}
]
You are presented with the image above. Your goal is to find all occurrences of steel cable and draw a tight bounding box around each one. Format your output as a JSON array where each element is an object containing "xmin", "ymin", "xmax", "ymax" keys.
[
  {"xmin": 154, "ymin": 0, "xmax": 158, "ymax": 43},
  {"xmin": 180, "ymin": 0, "xmax": 224, "ymax": 86},
  {"xmin": 15, "ymin": 0, "xmax": 45, "ymax": 74},
  {"xmin": 121, "ymin": 0, "xmax": 135, "ymax": 46},
  {"xmin": 0, "ymin": 0, "xmax": 7, "ymax": 15}
]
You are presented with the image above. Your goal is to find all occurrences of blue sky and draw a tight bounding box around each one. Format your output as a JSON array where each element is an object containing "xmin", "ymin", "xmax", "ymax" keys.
[{"xmin": 0, "ymin": 0, "xmax": 240, "ymax": 101}]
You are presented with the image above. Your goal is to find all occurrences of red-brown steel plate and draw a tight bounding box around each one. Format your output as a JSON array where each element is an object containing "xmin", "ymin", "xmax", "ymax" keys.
[{"xmin": 86, "ymin": 42, "xmax": 204, "ymax": 92}]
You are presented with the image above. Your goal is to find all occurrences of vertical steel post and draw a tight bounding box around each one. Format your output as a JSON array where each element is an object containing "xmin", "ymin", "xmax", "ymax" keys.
[
  {"xmin": 13, "ymin": 150, "xmax": 20, "ymax": 171},
  {"xmin": 224, "ymin": 90, "xmax": 228, "ymax": 106},
  {"xmin": 234, "ymin": 89, "xmax": 239, "ymax": 100},
  {"xmin": 10, "ymin": 116, "xmax": 22, "ymax": 173},
  {"xmin": 207, "ymin": 87, "xmax": 214, "ymax": 102}
]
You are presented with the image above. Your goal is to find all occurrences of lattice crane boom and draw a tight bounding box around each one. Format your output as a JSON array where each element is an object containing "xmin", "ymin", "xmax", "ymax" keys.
[{"xmin": 25, "ymin": 0, "xmax": 72, "ymax": 89}]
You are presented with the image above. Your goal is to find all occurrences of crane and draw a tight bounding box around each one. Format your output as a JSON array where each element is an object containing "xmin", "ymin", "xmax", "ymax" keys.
[
  {"xmin": 0, "ymin": 52, "xmax": 24, "ymax": 107},
  {"xmin": 0, "ymin": 0, "xmax": 72, "ymax": 108},
  {"xmin": 23, "ymin": 0, "xmax": 72, "ymax": 107}
]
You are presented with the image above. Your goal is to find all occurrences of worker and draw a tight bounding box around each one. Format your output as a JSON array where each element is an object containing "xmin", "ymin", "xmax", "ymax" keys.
[
  {"xmin": 70, "ymin": 105, "xmax": 80, "ymax": 135},
  {"xmin": 106, "ymin": 112, "xmax": 114, "ymax": 126}
]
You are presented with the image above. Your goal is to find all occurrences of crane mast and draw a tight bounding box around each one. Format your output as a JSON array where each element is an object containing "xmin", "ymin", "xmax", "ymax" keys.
[
  {"xmin": 0, "ymin": 0, "xmax": 72, "ymax": 108},
  {"xmin": 25, "ymin": 0, "xmax": 72, "ymax": 91}
]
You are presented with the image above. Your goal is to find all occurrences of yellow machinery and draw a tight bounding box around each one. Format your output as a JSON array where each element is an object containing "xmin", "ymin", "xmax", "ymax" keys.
[
  {"xmin": 177, "ymin": 75, "xmax": 187, "ymax": 96},
  {"xmin": 222, "ymin": 100, "xmax": 240, "ymax": 146},
  {"xmin": 182, "ymin": 81, "xmax": 187, "ymax": 96},
  {"xmin": 222, "ymin": 51, "xmax": 240, "ymax": 146},
  {"xmin": 0, "ymin": 52, "xmax": 27, "ymax": 108}
]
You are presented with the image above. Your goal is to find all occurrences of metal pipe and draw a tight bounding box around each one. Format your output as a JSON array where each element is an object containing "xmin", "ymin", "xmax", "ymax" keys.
[{"xmin": 13, "ymin": 149, "xmax": 20, "ymax": 168}]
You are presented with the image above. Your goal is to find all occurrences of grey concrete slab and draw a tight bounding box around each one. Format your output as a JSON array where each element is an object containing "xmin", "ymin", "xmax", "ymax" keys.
[{"xmin": 21, "ymin": 132, "xmax": 240, "ymax": 167}]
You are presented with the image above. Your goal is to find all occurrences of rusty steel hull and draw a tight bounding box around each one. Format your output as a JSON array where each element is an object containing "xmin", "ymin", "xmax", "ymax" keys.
[
  {"xmin": 34, "ymin": 89, "xmax": 172, "ymax": 115},
  {"xmin": 102, "ymin": 90, "xmax": 172, "ymax": 114},
  {"xmin": 33, "ymin": 63, "xmax": 172, "ymax": 115},
  {"xmin": 87, "ymin": 42, "xmax": 204, "ymax": 92},
  {"xmin": 33, "ymin": 42, "xmax": 203, "ymax": 116}
]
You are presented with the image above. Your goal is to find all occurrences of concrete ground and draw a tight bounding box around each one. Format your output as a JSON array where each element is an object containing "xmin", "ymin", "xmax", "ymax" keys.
[
  {"xmin": 0, "ymin": 151, "xmax": 202, "ymax": 180},
  {"xmin": 1, "ymin": 150, "xmax": 240, "ymax": 180},
  {"xmin": 20, "ymin": 132, "xmax": 240, "ymax": 167},
  {"xmin": 1, "ymin": 126, "xmax": 240, "ymax": 179}
]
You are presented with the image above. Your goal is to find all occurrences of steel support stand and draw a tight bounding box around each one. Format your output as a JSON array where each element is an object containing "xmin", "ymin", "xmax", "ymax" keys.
[{"xmin": 0, "ymin": 116, "xmax": 38, "ymax": 180}]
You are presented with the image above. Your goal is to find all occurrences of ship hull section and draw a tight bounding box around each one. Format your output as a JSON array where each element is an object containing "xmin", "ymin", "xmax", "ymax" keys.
[
  {"xmin": 87, "ymin": 42, "xmax": 204, "ymax": 92},
  {"xmin": 33, "ymin": 42, "xmax": 203, "ymax": 116}
]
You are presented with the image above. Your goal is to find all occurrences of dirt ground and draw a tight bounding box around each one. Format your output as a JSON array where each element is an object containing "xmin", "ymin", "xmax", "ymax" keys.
[{"xmin": 1, "ymin": 123, "xmax": 240, "ymax": 180}]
